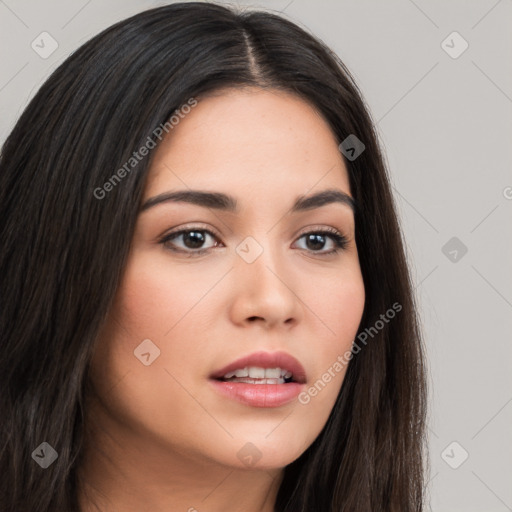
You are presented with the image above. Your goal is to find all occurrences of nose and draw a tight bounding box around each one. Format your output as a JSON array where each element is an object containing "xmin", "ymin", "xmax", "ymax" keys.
[{"xmin": 228, "ymin": 240, "xmax": 303, "ymax": 330}]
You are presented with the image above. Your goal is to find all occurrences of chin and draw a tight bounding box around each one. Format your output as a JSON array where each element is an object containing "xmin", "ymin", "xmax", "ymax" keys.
[{"xmin": 213, "ymin": 433, "xmax": 311, "ymax": 471}]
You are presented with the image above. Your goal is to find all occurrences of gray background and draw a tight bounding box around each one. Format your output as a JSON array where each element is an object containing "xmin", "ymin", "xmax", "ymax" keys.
[{"xmin": 1, "ymin": 0, "xmax": 511, "ymax": 510}]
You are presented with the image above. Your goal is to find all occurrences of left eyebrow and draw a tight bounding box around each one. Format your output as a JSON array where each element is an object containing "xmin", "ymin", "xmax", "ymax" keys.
[
  {"xmin": 290, "ymin": 189, "xmax": 356, "ymax": 213},
  {"xmin": 140, "ymin": 188, "xmax": 356, "ymax": 214}
]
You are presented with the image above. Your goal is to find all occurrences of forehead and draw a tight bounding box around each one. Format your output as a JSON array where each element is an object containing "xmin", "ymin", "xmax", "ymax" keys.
[{"xmin": 144, "ymin": 87, "xmax": 351, "ymax": 206}]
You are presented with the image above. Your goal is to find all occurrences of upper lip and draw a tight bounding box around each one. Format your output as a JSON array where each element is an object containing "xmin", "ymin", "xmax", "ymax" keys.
[{"xmin": 209, "ymin": 350, "xmax": 307, "ymax": 383}]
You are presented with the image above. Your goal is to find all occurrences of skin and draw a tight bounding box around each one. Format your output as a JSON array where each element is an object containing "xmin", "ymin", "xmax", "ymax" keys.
[{"xmin": 79, "ymin": 87, "xmax": 366, "ymax": 512}]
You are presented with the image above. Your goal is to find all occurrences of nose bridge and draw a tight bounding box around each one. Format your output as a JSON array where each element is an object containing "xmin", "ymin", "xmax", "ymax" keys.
[{"xmin": 231, "ymin": 232, "xmax": 300, "ymax": 325}]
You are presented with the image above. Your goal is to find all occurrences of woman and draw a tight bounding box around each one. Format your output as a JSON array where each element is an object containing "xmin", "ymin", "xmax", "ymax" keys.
[{"xmin": 0, "ymin": 2, "xmax": 429, "ymax": 511}]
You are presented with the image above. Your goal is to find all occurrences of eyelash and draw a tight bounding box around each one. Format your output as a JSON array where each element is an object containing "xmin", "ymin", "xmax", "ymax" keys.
[{"xmin": 159, "ymin": 225, "xmax": 349, "ymax": 258}]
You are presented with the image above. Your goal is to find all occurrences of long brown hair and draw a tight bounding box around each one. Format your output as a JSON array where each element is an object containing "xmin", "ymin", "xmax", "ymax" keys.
[{"xmin": 0, "ymin": 3, "xmax": 428, "ymax": 510}]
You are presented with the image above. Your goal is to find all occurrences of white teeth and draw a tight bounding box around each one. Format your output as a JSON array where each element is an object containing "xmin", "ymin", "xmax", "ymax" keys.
[
  {"xmin": 248, "ymin": 366, "xmax": 266, "ymax": 379},
  {"xmin": 226, "ymin": 377, "xmax": 285, "ymax": 384},
  {"xmin": 222, "ymin": 366, "xmax": 293, "ymax": 380},
  {"xmin": 234, "ymin": 368, "xmax": 249, "ymax": 378},
  {"xmin": 264, "ymin": 368, "xmax": 281, "ymax": 378}
]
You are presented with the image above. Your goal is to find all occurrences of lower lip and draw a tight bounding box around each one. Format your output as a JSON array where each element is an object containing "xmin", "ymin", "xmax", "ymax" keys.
[{"xmin": 209, "ymin": 379, "xmax": 305, "ymax": 408}]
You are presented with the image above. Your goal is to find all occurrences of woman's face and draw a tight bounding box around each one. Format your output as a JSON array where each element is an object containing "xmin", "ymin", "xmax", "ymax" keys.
[{"xmin": 88, "ymin": 87, "xmax": 365, "ymax": 470}]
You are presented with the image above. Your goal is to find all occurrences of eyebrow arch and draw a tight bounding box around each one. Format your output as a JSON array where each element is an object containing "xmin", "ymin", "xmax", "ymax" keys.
[{"xmin": 140, "ymin": 188, "xmax": 356, "ymax": 214}]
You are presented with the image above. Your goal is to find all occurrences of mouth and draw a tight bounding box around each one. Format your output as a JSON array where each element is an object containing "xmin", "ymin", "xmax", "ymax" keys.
[
  {"xmin": 216, "ymin": 366, "xmax": 295, "ymax": 385},
  {"xmin": 208, "ymin": 350, "xmax": 307, "ymax": 408}
]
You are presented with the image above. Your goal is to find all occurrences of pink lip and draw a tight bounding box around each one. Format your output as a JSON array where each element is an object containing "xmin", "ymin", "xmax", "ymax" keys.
[
  {"xmin": 209, "ymin": 380, "xmax": 305, "ymax": 408},
  {"xmin": 208, "ymin": 350, "xmax": 307, "ymax": 408}
]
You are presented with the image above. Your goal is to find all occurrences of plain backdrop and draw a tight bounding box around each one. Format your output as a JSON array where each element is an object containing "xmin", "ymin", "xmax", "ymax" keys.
[{"xmin": 1, "ymin": 1, "xmax": 511, "ymax": 510}]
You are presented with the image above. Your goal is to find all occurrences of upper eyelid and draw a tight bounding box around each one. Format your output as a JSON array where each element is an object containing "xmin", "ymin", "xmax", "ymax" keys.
[
  {"xmin": 162, "ymin": 223, "xmax": 347, "ymax": 238},
  {"xmin": 162, "ymin": 223, "xmax": 221, "ymax": 241}
]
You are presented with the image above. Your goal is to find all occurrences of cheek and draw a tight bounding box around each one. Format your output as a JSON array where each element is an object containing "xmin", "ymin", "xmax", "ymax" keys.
[
  {"xmin": 115, "ymin": 251, "xmax": 221, "ymax": 339},
  {"xmin": 88, "ymin": 254, "xmax": 211, "ymax": 448},
  {"xmin": 330, "ymin": 278, "xmax": 365, "ymax": 346},
  {"xmin": 306, "ymin": 264, "xmax": 365, "ymax": 349},
  {"xmin": 93, "ymin": 249, "xmax": 221, "ymax": 394},
  {"xmin": 300, "ymin": 266, "xmax": 365, "ymax": 402}
]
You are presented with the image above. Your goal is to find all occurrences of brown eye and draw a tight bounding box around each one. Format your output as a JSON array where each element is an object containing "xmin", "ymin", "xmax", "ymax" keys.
[
  {"xmin": 294, "ymin": 229, "xmax": 348, "ymax": 255},
  {"xmin": 160, "ymin": 228, "xmax": 222, "ymax": 255}
]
